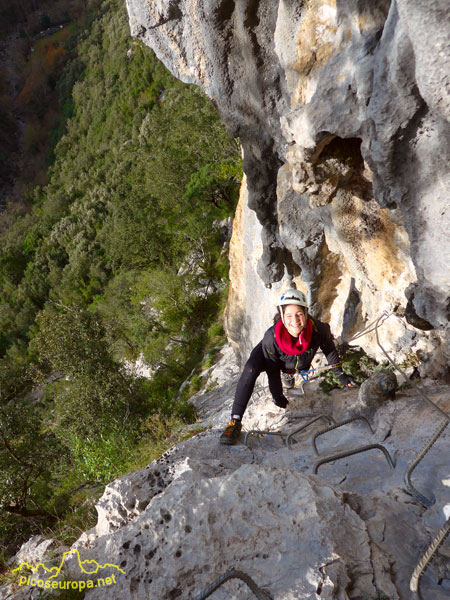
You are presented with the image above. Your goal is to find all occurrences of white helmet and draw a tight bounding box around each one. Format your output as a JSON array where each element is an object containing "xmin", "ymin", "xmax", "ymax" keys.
[{"xmin": 278, "ymin": 289, "xmax": 308, "ymax": 308}]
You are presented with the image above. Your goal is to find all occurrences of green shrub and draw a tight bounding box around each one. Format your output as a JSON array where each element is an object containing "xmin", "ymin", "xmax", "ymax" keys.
[{"xmin": 318, "ymin": 346, "xmax": 385, "ymax": 394}]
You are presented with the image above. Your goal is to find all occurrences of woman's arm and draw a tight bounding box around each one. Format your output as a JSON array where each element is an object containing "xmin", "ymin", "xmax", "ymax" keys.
[{"xmin": 318, "ymin": 322, "xmax": 355, "ymax": 387}]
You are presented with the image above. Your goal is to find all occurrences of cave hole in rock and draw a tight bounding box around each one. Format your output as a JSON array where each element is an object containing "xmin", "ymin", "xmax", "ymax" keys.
[
  {"xmin": 213, "ymin": 0, "xmax": 236, "ymax": 24},
  {"xmin": 313, "ymin": 135, "xmax": 370, "ymax": 197},
  {"xmin": 314, "ymin": 135, "xmax": 364, "ymax": 170}
]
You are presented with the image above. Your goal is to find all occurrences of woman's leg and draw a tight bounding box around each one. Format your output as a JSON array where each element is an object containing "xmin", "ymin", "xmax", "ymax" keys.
[
  {"xmin": 266, "ymin": 362, "xmax": 286, "ymax": 405},
  {"xmin": 230, "ymin": 342, "xmax": 265, "ymax": 419}
]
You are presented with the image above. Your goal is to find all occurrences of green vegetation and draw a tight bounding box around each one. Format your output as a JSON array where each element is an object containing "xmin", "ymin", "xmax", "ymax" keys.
[
  {"xmin": 0, "ymin": 0, "xmax": 241, "ymax": 562},
  {"xmin": 318, "ymin": 346, "xmax": 393, "ymax": 394}
]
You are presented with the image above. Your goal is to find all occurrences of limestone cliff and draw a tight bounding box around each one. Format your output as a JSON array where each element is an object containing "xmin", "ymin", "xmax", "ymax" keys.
[{"xmin": 125, "ymin": 0, "xmax": 450, "ymax": 373}]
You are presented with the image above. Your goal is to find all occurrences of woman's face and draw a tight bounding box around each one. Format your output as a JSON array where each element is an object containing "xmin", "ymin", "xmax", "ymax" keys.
[{"xmin": 284, "ymin": 304, "xmax": 306, "ymax": 337}]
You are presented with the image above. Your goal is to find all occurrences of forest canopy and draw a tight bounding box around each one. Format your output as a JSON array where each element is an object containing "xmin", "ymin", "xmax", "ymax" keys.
[{"xmin": 0, "ymin": 0, "xmax": 241, "ymax": 558}]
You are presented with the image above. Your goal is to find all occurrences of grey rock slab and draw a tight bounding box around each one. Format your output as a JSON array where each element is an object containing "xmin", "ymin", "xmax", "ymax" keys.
[
  {"xmin": 76, "ymin": 465, "xmax": 380, "ymax": 600},
  {"xmin": 91, "ymin": 429, "xmax": 254, "ymax": 539}
]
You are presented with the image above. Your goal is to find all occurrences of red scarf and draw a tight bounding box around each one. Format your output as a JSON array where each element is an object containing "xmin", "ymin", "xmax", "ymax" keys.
[{"xmin": 275, "ymin": 317, "xmax": 313, "ymax": 355}]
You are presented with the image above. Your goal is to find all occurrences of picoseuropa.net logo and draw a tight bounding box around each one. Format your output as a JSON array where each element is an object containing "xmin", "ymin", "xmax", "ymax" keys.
[{"xmin": 12, "ymin": 548, "xmax": 126, "ymax": 591}]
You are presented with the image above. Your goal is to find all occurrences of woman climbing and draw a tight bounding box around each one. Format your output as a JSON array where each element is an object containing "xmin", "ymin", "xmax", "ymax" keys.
[{"xmin": 220, "ymin": 288, "xmax": 355, "ymax": 445}]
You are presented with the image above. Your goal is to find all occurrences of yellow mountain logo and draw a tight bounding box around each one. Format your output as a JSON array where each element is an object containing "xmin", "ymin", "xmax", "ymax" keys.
[{"xmin": 12, "ymin": 548, "xmax": 126, "ymax": 579}]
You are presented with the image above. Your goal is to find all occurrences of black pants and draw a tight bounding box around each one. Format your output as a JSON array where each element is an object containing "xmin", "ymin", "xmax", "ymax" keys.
[{"xmin": 231, "ymin": 342, "xmax": 285, "ymax": 419}]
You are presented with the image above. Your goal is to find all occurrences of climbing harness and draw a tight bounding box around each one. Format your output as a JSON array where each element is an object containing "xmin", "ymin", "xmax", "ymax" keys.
[
  {"xmin": 409, "ymin": 516, "xmax": 450, "ymax": 600},
  {"xmin": 194, "ymin": 568, "xmax": 273, "ymax": 600},
  {"xmin": 299, "ymin": 368, "xmax": 313, "ymax": 382},
  {"xmin": 296, "ymin": 361, "xmax": 343, "ymax": 383},
  {"xmin": 311, "ymin": 416, "xmax": 374, "ymax": 456},
  {"xmin": 313, "ymin": 443, "xmax": 395, "ymax": 474}
]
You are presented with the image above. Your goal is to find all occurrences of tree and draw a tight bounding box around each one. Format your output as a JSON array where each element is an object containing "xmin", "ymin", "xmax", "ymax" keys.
[
  {"xmin": 0, "ymin": 401, "xmax": 67, "ymax": 518},
  {"xmin": 32, "ymin": 304, "xmax": 146, "ymax": 437}
]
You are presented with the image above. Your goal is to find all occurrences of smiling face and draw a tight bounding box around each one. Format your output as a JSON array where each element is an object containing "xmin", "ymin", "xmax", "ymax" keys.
[{"xmin": 283, "ymin": 304, "xmax": 306, "ymax": 337}]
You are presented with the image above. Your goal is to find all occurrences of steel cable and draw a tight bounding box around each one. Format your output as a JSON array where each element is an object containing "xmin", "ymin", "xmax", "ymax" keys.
[{"xmin": 410, "ymin": 517, "xmax": 450, "ymax": 600}]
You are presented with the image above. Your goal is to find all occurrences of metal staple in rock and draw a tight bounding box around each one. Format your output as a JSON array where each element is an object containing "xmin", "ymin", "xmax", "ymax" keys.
[
  {"xmin": 244, "ymin": 413, "xmax": 325, "ymax": 446},
  {"xmin": 286, "ymin": 414, "xmax": 336, "ymax": 449},
  {"xmin": 404, "ymin": 418, "xmax": 449, "ymax": 507},
  {"xmin": 313, "ymin": 443, "xmax": 395, "ymax": 474},
  {"xmin": 194, "ymin": 568, "xmax": 273, "ymax": 600},
  {"xmin": 410, "ymin": 516, "xmax": 450, "ymax": 600},
  {"xmin": 205, "ymin": 312, "xmax": 447, "ymax": 598},
  {"xmin": 287, "ymin": 412, "xmax": 325, "ymax": 421},
  {"xmin": 244, "ymin": 430, "xmax": 288, "ymax": 446},
  {"xmin": 311, "ymin": 415, "xmax": 374, "ymax": 456}
]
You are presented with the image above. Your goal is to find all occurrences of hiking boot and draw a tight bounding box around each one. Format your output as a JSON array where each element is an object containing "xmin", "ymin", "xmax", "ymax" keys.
[
  {"xmin": 282, "ymin": 372, "xmax": 295, "ymax": 389},
  {"xmin": 219, "ymin": 419, "xmax": 242, "ymax": 445}
]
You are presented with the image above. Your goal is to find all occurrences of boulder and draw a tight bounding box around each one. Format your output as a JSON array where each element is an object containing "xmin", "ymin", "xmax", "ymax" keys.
[{"xmin": 357, "ymin": 369, "xmax": 398, "ymax": 414}]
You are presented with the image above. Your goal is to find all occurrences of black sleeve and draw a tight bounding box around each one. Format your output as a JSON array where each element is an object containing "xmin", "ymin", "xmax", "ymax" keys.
[
  {"xmin": 261, "ymin": 326, "xmax": 281, "ymax": 364},
  {"xmin": 318, "ymin": 322, "xmax": 343, "ymax": 376}
]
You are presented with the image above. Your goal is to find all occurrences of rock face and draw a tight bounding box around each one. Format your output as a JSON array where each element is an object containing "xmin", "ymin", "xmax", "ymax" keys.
[{"xmin": 126, "ymin": 0, "xmax": 450, "ymax": 373}]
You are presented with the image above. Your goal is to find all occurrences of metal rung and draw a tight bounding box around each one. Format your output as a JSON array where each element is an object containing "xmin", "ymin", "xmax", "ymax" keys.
[
  {"xmin": 313, "ymin": 443, "xmax": 395, "ymax": 474},
  {"xmin": 286, "ymin": 415, "xmax": 336, "ymax": 449},
  {"xmin": 243, "ymin": 414, "xmax": 326, "ymax": 446},
  {"xmin": 312, "ymin": 415, "xmax": 374, "ymax": 456},
  {"xmin": 244, "ymin": 430, "xmax": 288, "ymax": 446}
]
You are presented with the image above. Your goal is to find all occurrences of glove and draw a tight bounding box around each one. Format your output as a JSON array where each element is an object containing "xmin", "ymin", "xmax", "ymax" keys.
[
  {"xmin": 273, "ymin": 395, "xmax": 289, "ymax": 409},
  {"xmin": 337, "ymin": 373, "xmax": 356, "ymax": 387}
]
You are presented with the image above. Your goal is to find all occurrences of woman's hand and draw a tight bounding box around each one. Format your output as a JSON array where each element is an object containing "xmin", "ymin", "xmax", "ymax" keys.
[
  {"xmin": 273, "ymin": 395, "xmax": 289, "ymax": 408},
  {"xmin": 338, "ymin": 373, "xmax": 357, "ymax": 388}
]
